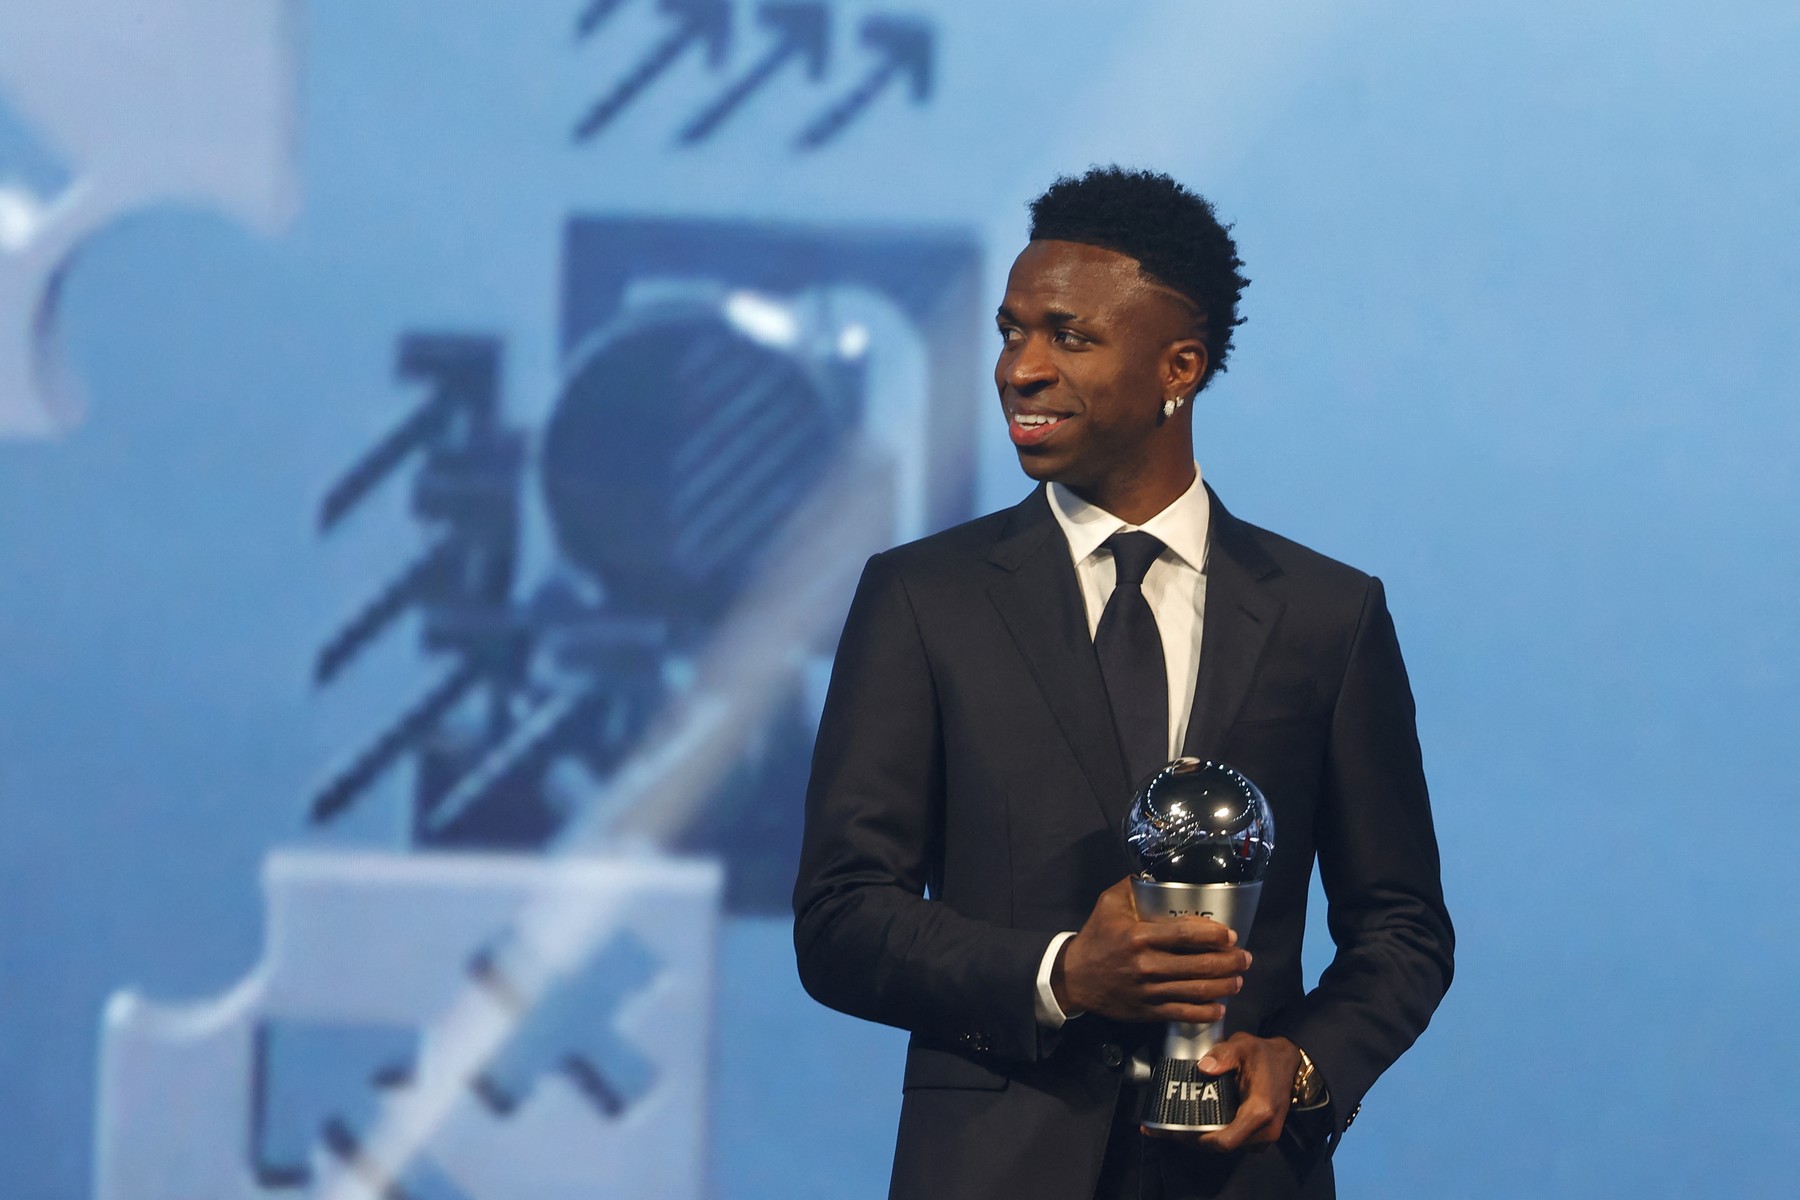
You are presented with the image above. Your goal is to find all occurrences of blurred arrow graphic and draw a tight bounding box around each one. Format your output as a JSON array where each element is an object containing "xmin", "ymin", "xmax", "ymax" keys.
[
  {"xmin": 573, "ymin": 0, "xmax": 634, "ymax": 40},
  {"xmin": 252, "ymin": 1022, "xmax": 418, "ymax": 1186},
  {"xmin": 573, "ymin": 0, "xmax": 732, "ymax": 142},
  {"xmin": 794, "ymin": 14, "xmax": 931, "ymax": 151},
  {"xmin": 678, "ymin": 2, "xmax": 828, "ymax": 145}
]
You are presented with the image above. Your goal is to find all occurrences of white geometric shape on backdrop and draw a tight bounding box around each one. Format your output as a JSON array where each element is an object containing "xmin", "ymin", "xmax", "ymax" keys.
[
  {"xmin": 96, "ymin": 850, "xmax": 721, "ymax": 1200},
  {"xmin": 0, "ymin": 0, "xmax": 300, "ymax": 437}
]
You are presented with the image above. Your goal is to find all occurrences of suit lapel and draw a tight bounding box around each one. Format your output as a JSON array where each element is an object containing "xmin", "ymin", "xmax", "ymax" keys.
[
  {"xmin": 1181, "ymin": 488, "xmax": 1285, "ymax": 760},
  {"xmin": 986, "ymin": 489, "xmax": 1134, "ymax": 832}
]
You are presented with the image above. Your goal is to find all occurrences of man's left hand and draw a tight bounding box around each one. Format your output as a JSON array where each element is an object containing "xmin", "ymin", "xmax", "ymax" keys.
[{"xmin": 1142, "ymin": 1033, "xmax": 1303, "ymax": 1152}]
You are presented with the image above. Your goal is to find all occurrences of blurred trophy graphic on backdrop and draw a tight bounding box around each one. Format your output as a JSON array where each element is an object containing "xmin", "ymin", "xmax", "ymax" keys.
[{"xmin": 1123, "ymin": 758, "xmax": 1275, "ymax": 1132}]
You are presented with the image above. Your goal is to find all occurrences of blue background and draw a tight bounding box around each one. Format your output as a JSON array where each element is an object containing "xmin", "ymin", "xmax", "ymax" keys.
[{"xmin": 3, "ymin": 0, "xmax": 1797, "ymax": 1196}]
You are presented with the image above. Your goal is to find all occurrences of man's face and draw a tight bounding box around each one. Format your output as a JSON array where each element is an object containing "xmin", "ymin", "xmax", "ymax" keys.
[{"xmin": 994, "ymin": 240, "xmax": 1201, "ymax": 497}]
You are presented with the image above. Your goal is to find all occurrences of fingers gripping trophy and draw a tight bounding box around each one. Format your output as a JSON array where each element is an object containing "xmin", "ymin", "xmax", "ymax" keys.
[{"xmin": 1123, "ymin": 758, "xmax": 1275, "ymax": 1132}]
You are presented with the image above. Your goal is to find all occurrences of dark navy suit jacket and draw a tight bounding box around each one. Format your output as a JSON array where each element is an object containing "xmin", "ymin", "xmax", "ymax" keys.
[{"xmin": 793, "ymin": 486, "xmax": 1454, "ymax": 1199}]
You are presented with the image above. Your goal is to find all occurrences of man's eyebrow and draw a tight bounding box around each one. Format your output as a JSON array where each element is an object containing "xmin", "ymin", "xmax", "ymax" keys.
[{"xmin": 994, "ymin": 306, "xmax": 1086, "ymax": 324}]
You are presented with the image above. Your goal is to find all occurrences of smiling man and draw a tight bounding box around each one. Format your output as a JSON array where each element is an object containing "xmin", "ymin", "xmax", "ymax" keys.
[{"xmin": 794, "ymin": 167, "xmax": 1453, "ymax": 1200}]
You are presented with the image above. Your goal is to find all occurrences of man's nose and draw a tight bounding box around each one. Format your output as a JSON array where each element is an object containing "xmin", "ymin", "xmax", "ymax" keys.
[{"xmin": 1005, "ymin": 335, "xmax": 1056, "ymax": 395}]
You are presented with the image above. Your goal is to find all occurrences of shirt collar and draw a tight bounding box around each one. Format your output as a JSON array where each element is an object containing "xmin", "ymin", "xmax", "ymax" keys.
[{"xmin": 1046, "ymin": 465, "xmax": 1210, "ymax": 573}]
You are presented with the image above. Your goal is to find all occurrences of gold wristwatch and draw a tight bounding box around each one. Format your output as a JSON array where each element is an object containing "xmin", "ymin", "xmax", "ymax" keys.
[{"xmin": 1291, "ymin": 1046, "xmax": 1325, "ymax": 1108}]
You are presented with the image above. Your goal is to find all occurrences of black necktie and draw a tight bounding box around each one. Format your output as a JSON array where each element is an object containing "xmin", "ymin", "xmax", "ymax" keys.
[{"xmin": 1095, "ymin": 531, "xmax": 1169, "ymax": 788}]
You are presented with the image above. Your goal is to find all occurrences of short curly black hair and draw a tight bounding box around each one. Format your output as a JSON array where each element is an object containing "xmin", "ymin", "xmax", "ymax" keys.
[{"xmin": 1028, "ymin": 166, "xmax": 1249, "ymax": 386}]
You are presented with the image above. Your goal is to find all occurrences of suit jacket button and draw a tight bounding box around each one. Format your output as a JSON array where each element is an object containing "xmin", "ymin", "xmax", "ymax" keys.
[{"xmin": 1099, "ymin": 1042, "xmax": 1124, "ymax": 1069}]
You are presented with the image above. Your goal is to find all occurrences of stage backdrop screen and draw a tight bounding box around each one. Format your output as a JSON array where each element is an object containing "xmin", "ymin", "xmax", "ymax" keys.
[{"xmin": 1, "ymin": 2, "xmax": 1795, "ymax": 1197}]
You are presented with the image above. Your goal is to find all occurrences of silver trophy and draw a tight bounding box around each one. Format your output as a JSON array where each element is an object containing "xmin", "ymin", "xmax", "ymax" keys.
[{"xmin": 1123, "ymin": 758, "xmax": 1275, "ymax": 1132}]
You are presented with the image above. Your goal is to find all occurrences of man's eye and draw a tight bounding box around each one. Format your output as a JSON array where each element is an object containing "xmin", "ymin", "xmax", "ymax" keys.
[
  {"xmin": 1054, "ymin": 329, "xmax": 1086, "ymax": 346},
  {"xmin": 997, "ymin": 326, "xmax": 1020, "ymax": 343}
]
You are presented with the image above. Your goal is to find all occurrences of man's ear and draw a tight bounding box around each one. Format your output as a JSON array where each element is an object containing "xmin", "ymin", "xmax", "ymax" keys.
[{"xmin": 1167, "ymin": 337, "xmax": 1208, "ymax": 398}]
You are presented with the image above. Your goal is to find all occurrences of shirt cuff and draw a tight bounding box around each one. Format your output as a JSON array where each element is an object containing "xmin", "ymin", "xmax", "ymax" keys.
[{"xmin": 1034, "ymin": 931, "xmax": 1081, "ymax": 1028}]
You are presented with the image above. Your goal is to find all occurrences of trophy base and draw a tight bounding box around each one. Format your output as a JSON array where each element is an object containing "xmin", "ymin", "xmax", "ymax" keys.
[{"xmin": 1139, "ymin": 1057, "xmax": 1239, "ymax": 1133}]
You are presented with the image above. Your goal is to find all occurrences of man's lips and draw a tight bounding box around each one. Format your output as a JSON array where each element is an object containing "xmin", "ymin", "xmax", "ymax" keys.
[{"xmin": 1008, "ymin": 410, "xmax": 1072, "ymax": 447}]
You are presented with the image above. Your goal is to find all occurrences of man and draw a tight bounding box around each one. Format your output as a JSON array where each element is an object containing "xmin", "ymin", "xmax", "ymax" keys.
[{"xmin": 793, "ymin": 167, "xmax": 1453, "ymax": 1199}]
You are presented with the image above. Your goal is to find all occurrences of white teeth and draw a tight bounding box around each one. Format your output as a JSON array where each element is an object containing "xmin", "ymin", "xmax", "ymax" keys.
[{"xmin": 1015, "ymin": 414, "xmax": 1062, "ymax": 427}]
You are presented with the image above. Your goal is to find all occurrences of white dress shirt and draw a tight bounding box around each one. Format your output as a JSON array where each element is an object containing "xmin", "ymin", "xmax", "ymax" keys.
[{"xmin": 1032, "ymin": 465, "xmax": 1212, "ymax": 1027}]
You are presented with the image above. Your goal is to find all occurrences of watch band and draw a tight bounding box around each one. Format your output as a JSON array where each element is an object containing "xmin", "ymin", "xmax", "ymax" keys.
[{"xmin": 1291, "ymin": 1045, "xmax": 1325, "ymax": 1108}]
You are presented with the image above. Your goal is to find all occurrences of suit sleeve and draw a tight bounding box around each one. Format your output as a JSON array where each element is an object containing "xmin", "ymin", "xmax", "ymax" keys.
[
  {"xmin": 792, "ymin": 552, "xmax": 1055, "ymax": 1063},
  {"xmin": 1265, "ymin": 575, "xmax": 1455, "ymax": 1138}
]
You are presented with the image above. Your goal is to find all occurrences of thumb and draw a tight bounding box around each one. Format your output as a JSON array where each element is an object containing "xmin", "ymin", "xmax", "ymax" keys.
[{"xmin": 1197, "ymin": 1041, "xmax": 1241, "ymax": 1076}]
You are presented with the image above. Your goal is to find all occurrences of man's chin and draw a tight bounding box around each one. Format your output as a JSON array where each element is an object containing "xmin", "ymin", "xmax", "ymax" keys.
[{"xmin": 1014, "ymin": 447, "xmax": 1064, "ymax": 482}]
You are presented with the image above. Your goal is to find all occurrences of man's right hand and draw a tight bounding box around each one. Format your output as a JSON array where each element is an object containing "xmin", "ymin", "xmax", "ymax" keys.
[{"xmin": 1050, "ymin": 877, "xmax": 1251, "ymax": 1024}]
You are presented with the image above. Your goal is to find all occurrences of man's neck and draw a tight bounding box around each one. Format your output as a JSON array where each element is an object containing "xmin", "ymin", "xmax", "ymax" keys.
[{"xmin": 1061, "ymin": 461, "xmax": 1198, "ymax": 526}]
